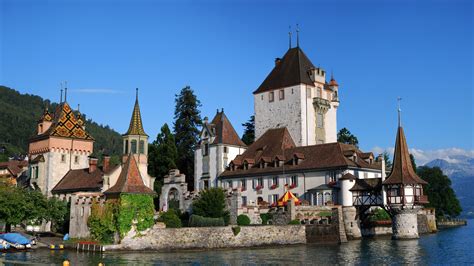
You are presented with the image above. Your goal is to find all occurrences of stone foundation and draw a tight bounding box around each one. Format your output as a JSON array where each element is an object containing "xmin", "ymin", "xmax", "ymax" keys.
[
  {"xmin": 391, "ymin": 207, "xmax": 420, "ymax": 239},
  {"xmin": 342, "ymin": 206, "xmax": 361, "ymax": 240}
]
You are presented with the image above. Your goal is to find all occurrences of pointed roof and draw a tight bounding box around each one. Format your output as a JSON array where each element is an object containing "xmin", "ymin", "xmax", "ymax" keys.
[
  {"xmin": 254, "ymin": 47, "xmax": 316, "ymax": 94},
  {"xmin": 124, "ymin": 90, "xmax": 148, "ymax": 136},
  {"xmin": 383, "ymin": 127, "xmax": 427, "ymax": 185},
  {"xmin": 104, "ymin": 155, "xmax": 155, "ymax": 195},
  {"xmin": 38, "ymin": 108, "xmax": 53, "ymax": 122},
  {"xmin": 31, "ymin": 102, "xmax": 94, "ymax": 141},
  {"xmin": 276, "ymin": 190, "xmax": 301, "ymax": 206},
  {"xmin": 209, "ymin": 111, "xmax": 246, "ymax": 146}
]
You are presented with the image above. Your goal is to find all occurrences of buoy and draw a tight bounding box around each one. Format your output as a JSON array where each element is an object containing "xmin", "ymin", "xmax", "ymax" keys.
[
  {"xmin": 59, "ymin": 244, "xmax": 64, "ymax": 249},
  {"xmin": 50, "ymin": 245, "xmax": 55, "ymax": 249},
  {"xmin": 98, "ymin": 263, "xmax": 104, "ymax": 266},
  {"xmin": 63, "ymin": 260, "xmax": 70, "ymax": 266}
]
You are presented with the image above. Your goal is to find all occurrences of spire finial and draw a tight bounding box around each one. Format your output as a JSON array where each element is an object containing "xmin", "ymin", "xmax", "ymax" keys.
[
  {"xmin": 136, "ymin": 88, "xmax": 139, "ymax": 101},
  {"xmin": 77, "ymin": 103, "xmax": 80, "ymax": 112},
  {"xmin": 296, "ymin": 23, "xmax": 300, "ymax": 47},
  {"xmin": 64, "ymin": 81, "xmax": 68, "ymax": 102},
  {"xmin": 397, "ymin": 97, "xmax": 402, "ymax": 127},
  {"xmin": 331, "ymin": 70, "xmax": 334, "ymax": 80},
  {"xmin": 288, "ymin": 25, "xmax": 292, "ymax": 49}
]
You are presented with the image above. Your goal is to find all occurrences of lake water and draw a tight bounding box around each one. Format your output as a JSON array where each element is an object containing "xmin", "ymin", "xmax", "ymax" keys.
[{"xmin": 2, "ymin": 220, "xmax": 473, "ymax": 265}]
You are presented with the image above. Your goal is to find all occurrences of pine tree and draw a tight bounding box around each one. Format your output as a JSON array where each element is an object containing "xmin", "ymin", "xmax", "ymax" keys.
[
  {"xmin": 148, "ymin": 123, "xmax": 178, "ymax": 181},
  {"xmin": 173, "ymin": 86, "xmax": 202, "ymax": 190},
  {"xmin": 382, "ymin": 151, "xmax": 392, "ymax": 170},
  {"xmin": 241, "ymin": 115, "xmax": 255, "ymax": 145},
  {"xmin": 337, "ymin": 127, "xmax": 359, "ymax": 147}
]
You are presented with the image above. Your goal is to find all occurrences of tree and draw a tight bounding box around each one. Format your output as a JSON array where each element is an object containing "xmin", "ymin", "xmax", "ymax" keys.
[
  {"xmin": 241, "ymin": 115, "xmax": 255, "ymax": 145},
  {"xmin": 0, "ymin": 184, "xmax": 28, "ymax": 232},
  {"xmin": 337, "ymin": 128, "xmax": 359, "ymax": 147},
  {"xmin": 148, "ymin": 123, "xmax": 178, "ymax": 181},
  {"xmin": 418, "ymin": 166, "xmax": 462, "ymax": 217},
  {"xmin": 382, "ymin": 151, "xmax": 392, "ymax": 170},
  {"xmin": 410, "ymin": 153, "xmax": 417, "ymax": 172},
  {"xmin": 173, "ymin": 86, "xmax": 202, "ymax": 190},
  {"xmin": 192, "ymin": 188, "xmax": 229, "ymax": 224}
]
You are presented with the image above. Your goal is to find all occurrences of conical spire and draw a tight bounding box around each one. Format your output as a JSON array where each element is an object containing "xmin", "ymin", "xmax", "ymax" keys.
[
  {"xmin": 124, "ymin": 88, "xmax": 148, "ymax": 136},
  {"xmin": 383, "ymin": 126, "xmax": 427, "ymax": 185}
]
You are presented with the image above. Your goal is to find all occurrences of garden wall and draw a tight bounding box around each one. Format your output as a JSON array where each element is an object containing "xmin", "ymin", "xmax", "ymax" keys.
[{"xmin": 105, "ymin": 225, "xmax": 306, "ymax": 251}]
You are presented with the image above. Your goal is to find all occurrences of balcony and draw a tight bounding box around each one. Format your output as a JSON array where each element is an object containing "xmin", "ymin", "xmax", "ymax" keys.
[{"xmin": 414, "ymin": 195, "xmax": 429, "ymax": 204}]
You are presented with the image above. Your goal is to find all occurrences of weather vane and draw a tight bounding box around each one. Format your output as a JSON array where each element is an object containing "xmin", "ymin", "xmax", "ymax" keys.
[{"xmin": 397, "ymin": 97, "xmax": 402, "ymax": 127}]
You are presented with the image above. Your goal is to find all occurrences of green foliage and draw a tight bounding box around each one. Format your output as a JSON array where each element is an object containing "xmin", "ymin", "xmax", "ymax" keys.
[
  {"xmin": 410, "ymin": 153, "xmax": 417, "ymax": 172},
  {"xmin": 87, "ymin": 201, "xmax": 117, "ymax": 244},
  {"xmin": 232, "ymin": 226, "xmax": 241, "ymax": 236},
  {"xmin": 0, "ymin": 86, "xmax": 121, "ymax": 159},
  {"xmin": 288, "ymin": 219, "xmax": 301, "ymax": 225},
  {"xmin": 383, "ymin": 151, "xmax": 392, "ymax": 170},
  {"xmin": 260, "ymin": 213, "xmax": 273, "ymax": 225},
  {"xmin": 188, "ymin": 214, "xmax": 225, "ymax": 227},
  {"xmin": 368, "ymin": 208, "xmax": 391, "ymax": 222},
  {"xmin": 117, "ymin": 194, "xmax": 155, "ymax": 237},
  {"xmin": 237, "ymin": 214, "xmax": 251, "ymax": 226},
  {"xmin": 418, "ymin": 166, "xmax": 462, "ymax": 217},
  {"xmin": 241, "ymin": 115, "xmax": 255, "ymax": 145},
  {"xmin": 192, "ymin": 188, "xmax": 229, "ymax": 224},
  {"xmin": 174, "ymin": 86, "xmax": 202, "ymax": 190},
  {"xmin": 157, "ymin": 210, "xmax": 182, "ymax": 228},
  {"xmin": 0, "ymin": 184, "xmax": 68, "ymax": 232},
  {"xmin": 318, "ymin": 211, "xmax": 333, "ymax": 217},
  {"xmin": 337, "ymin": 128, "xmax": 359, "ymax": 147},
  {"xmin": 148, "ymin": 123, "xmax": 178, "ymax": 181}
]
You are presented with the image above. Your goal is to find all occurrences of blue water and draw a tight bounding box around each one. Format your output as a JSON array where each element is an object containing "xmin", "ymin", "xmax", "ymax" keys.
[{"xmin": 2, "ymin": 220, "xmax": 473, "ymax": 265}]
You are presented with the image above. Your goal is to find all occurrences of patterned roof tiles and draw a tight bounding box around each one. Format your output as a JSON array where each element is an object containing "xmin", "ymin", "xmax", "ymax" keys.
[{"xmin": 124, "ymin": 91, "xmax": 148, "ymax": 136}]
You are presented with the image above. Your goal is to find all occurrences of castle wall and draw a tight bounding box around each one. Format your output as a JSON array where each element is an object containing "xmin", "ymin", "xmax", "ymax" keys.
[{"xmin": 391, "ymin": 207, "xmax": 420, "ymax": 239}]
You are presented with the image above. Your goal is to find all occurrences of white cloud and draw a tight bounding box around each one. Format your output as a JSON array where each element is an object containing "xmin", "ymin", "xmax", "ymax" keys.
[
  {"xmin": 371, "ymin": 147, "xmax": 474, "ymax": 165},
  {"xmin": 70, "ymin": 89, "xmax": 122, "ymax": 94}
]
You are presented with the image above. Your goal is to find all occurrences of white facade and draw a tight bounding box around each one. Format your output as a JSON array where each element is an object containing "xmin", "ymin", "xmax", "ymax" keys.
[{"xmin": 254, "ymin": 81, "xmax": 339, "ymax": 147}]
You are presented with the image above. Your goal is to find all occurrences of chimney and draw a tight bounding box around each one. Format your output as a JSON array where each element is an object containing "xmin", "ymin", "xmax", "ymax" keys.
[
  {"xmin": 103, "ymin": 155, "xmax": 110, "ymax": 173},
  {"xmin": 275, "ymin": 58, "xmax": 281, "ymax": 66},
  {"xmin": 89, "ymin": 157, "xmax": 98, "ymax": 173}
]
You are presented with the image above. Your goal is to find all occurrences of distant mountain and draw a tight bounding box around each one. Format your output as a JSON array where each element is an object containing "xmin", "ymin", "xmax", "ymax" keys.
[
  {"xmin": 426, "ymin": 155, "xmax": 474, "ymax": 218},
  {"xmin": 0, "ymin": 86, "xmax": 122, "ymax": 161}
]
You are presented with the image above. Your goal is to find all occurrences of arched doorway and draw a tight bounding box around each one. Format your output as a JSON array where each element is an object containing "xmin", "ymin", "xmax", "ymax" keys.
[{"xmin": 168, "ymin": 188, "xmax": 180, "ymax": 211}]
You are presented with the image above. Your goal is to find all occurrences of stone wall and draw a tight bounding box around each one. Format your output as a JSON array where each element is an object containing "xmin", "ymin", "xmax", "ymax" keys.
[
  {"xmin": 106, "ymin": 225, "xmax": 306, "ymax": 251},
  {"xmin": 361, "ymin": 226, "xmax": 392, "ymax": 237}
]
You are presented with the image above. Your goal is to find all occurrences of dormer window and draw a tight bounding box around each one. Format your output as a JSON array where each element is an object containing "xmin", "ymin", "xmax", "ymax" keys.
[
  {"xmin": 203, "ymin": 143, "xmax": 209, "ymax": 156},
  {"xmin": 244, "ymin": 162, "xmax": 249, "ymax": 170}
]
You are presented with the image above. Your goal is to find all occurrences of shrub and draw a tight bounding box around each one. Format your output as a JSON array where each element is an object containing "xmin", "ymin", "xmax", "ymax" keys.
[
  {"xmin": 237, "ymin": 214, "xmax": 251, "ymax": 226},
  {"xmin": 260, "ymin": 213, "xmax": 273, "ymax": 225},
  {"xmin": 87, "ymin": 201, "xmax": 117, "ymax": 244},
  {"xmin": 192, "ymin": 188, "xmax": 230, "ymax": 225},
  {"xmin": 116, "ymin": 194, "xmax": 155, "ymax": 237},
  {"xmin": 158, "ymin": 210, "xmax": 182, "ymax": 228},
  {"xmin": 288, "ymin": 219, "xmax": 301, "ymax": 225},
  {"xmin": 368, "ymin": 208, "xmax": 391, "ymax": 222},
  {"xmin": 232, "ymin": 226, "xmax": 241, "ymax": 236},
  {"xmin": 188, "ymin": 214, "xmax": 225, "ymax": 227}
]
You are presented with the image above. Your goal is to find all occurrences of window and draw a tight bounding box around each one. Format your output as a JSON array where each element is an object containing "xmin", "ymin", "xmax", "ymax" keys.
[
  {"xmin": 254, "ymin": 177, "xmax": 263, "ymax": 189},
  {"xmin": 74, "ymin": 155, "xmax": 79, "ymax": 164},
  {"xmin": 279, "ymin": 89, "xmax": 285, "ymax": 100},
  {"xmin": 261, "ymin": 95, "xmax": 264, "ymax": 100},
  {"xmin": 61, "ymin": 154, "xmax": 66, "ymax": 163},
  {"xmin": 317, "ymin": 112, "xmax": 324, "ymax": 128},
  {"xmin": 272, "ymin": 176, "xmax": 279, "ymax": 186},
  {"xmin": 224, "ymin": 146, "xmax": 228, "ymax": 153},
  {"xmin": 242, "ymin": 196, "xmax": 247, "ymax": 207},
  {"xmin": 227, "ymin": 181, "xmax": 233, "ymax": 189},
  {"xmin": 139, "ymin": 140, "xmax": 145, "ymax": 154},
  {"xmin": 203, "ymin": 180, "xmax": 209, "ymax": 189},
  {"xmin": 131, "ymin": 140, "xmax": 137, "ymax": 154},
  {"xmin": 328, "ymin": 171, "xmax": 336, "ymax": 183},
  {"xmin": 269, "ymin": 92, "xmax": 274, "ymax": 102},
  {"xmin": 290, "ymin": 175, "xmax": 298, "ymax": 187},
  {"xmin": 363, "ymin": 172, "xmax": 368, "ymax": 179},
  {"xmin": 125, "ymin": 140, "xmax": 129, "ymax": 154},
  {"xmin": 81, "ymin": 207, "xmax": 84, "ymax": 217},
  {"xmin": 271, "ymin": 194, "xmax": 279, "ymax": 204},
  {"xmin": 241, "ymin": 179, "xmax": 246, "ymax": 190},
  {"xmin": 258, "ymin": 178, "xmax": 263, "ymax": 187},
  {"xmin": 317, "ymin": 87, "xmax": 322, "ymax": 98},
  {"xmin": 203, "ymin": 143, "xmax": 209, "ymax": 156},
  {"xmin": 306, "ymin": 87, "xmax": 312, "ymax": 98},
  {"xmin": 35, "ymin": 167, "xmax": 38, "ymax": 179}
]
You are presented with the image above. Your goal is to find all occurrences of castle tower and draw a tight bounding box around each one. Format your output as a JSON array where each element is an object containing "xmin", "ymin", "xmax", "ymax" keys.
[
  {"xmin": 253, "ymin": 47, "xmax": 340, "ymax": 147},
  {"xmin": 194, "ymin": 109, "xmax": 246, "ymax": 191},
  {"xmin": 383, "ymin": 123, "xmax": 428, "ymax": 239},
  {"xmin": 122, "ymin": 89, "xmax": 155, "ymax": 189},
  {"xmin": 29, "ymin": 101, "xmax": 94, "ymax": 196}
]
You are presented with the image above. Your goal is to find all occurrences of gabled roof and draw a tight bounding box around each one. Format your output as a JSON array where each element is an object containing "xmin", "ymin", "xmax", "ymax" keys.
[
  {"xmin": 350, "ymin": 178, "xmax": 382, "ymax": 191},
  {"xmin": 104, "ymin": 155, "xmax": 155, "ymax": 195},
  {"xmin": 383, "ymin": 127, "xmax": 427, "ymax": 185},
  {"xmin": 208, "ymin": 111, "xmax": 246, "ymax": 147},
  {"xmin": 0, "ymin": 160, "xmax": 28, "ymax": 177},
  {"xmin": 30, "ymin": 102, "xmax": 94, "ymax": 141},
  {"xmin": 254, "ymin": 47, "xmax": 316, "ymax": 94},
  {"xmin": 52, "ymin": 168, "xmax": 104, "ymax": 194},
  {"xmin": 38, "ymin": 108, "xmax": 53, "ymax": 122},
  {"xmin": 124, "ymin": 91, "xmax": 148, "ymax": 136}
]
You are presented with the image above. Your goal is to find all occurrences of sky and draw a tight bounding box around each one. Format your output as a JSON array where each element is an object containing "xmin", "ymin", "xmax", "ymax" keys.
[{"xmin": 1, "ymin": 0, "xmax": 472, "ymax": 165}]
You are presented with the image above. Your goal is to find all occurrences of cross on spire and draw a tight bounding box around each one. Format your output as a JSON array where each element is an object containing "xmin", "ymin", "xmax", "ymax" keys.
[
  {"xmin": 296, "ymin": 23, "xmax": 300, "ymax": 47},
  {"xmin": 288, "ymin": 25, "xmax": 292, "ymax": 49},
  {"xmin": 397, "ymin": 97, "xmax": 402, "ymax": 127}
]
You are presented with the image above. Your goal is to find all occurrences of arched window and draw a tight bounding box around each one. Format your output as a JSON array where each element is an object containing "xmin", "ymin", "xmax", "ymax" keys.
[
  {"xmin": 131, "ymin": 140, "xmax": 137, "ymax": 154},
  {"xmin": 139, "ymin": 140, "xmax": 145, "ymax": 154},
  {"xmin": 124, "ymin": 140, "xmax": 129, "ymax": 154}
]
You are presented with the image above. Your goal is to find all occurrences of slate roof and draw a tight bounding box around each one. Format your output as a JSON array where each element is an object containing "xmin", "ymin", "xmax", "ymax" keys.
[
  {"xmin": 209, "ymin": 111, "xmax": 246, "ymax": 147},
  {"xmin": 220, "ymin": 128, "xmax": 381, "ymax": 178},
  {"xmin": 104, "ymin": 155, "xmax": 155, "ymax": 195},
  {"xmin": 30, "ymin": 102, "xmax": 94, "ymax": 141},
  {"xmin": 254, "ymin": 47, "xmax": 316, "ymax": 94},
  {"xmin": 350, "ymin": 178, "xmax": 382, "ymax": 191},
  {"xmin": 383, "ymin": 127, "xmax": 428, "ymax": 185},
  {"xmin": 124, "ymin": 91, "xmax": 148, "ymax": 136}
]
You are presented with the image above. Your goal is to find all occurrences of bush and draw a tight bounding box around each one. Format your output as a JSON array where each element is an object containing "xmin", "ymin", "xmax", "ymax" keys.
[
  {"xmin": 87, "ymin": 202, "xmax": 117, "ymax": 244},
  {"xmin": 232, "ymin": 226, "xmax": 241, "ymax": 236},
  {"xmin": 188, "ymin": 214, "xmax": 225, "ymax": 227},
  {"xmin": 237, "ymin": 214, "xmax": 251, "ymax": 226},
  {"xmin": 158, "ymin": 210, "xmax": 182, "ymax": 228},
  {"xmin": 192, "ymin": 188, "xmax": 230, "ymax": 225},
  {"xmin": 368, "ymin": 208, "xmax": 391, "ymax": 222},
  {"xmin": 288, "ymin": 219, "xmax": 301, "ymax": 225},
  {"xmin": 260, "ymin": 213, "xmax": 273, "ymax": 225}
]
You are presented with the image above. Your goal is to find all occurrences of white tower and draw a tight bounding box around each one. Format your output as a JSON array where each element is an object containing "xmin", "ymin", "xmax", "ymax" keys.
[{"xmin": 253, "ymin": 46, "xmax": 340, "ymax": 147}]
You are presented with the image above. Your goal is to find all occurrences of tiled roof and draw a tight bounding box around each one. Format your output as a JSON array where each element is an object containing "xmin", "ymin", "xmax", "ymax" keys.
[
  {"xmin": 350, "ymin": 178, "xmax": 382, "ymax": 191},
  {"xmin": 209, "ymin": 111, "xmax": 246, "ymax": 147},
  {"xmin": 104, "ymin": 155, "xmax": 155, "ymax": 195},
  {"xmin": 51, "ymin": 168, "xmax": 104, "ymax": 193},
  {"xmin": 339, "ymin": 173, "xmax": 357, "ymax": 180},
  {"xmin": 383, "ymin": 127, "xmax": 427, "ymax": 185},
  {"xmin": 30, "ymin": 102, "xmax": 94, "ymax": 141},
  {"xmin": 0, "ymin": 160, "xmax": 28, "ymax": 176},
  {"xmin": 221, "ymin": 128, "xmax": 381, "ymax": 178},
  {"xmin": 38, "ymin": 109, "xmax": 53, "ymax": 122},
  {"xmin": 253, "ymin": 47, "xmax": 316, "ymax": 94},
  {"xmin": 124, "ymin": 91, "xmax": 147, "ymax": 136}
]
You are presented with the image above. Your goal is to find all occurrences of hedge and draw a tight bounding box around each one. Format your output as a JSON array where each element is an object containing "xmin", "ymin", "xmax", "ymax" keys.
[
  {"xmin": 188, "ymin": 214, "xmax": 225, "ymax": 227},
  {"xmin": 158, "ymin": 210, "xmax": 182, "ymax": 228},
  {"xmin": 237, "ymin": 214, "xmax": 251, "ymax": 226},
  {"xmin": 260, "ymin": 213, "xmax": 273, "ymax": 225},
  {"xmin": 288, "ymin": 219, "xmax": 301, "ymax": 225}
]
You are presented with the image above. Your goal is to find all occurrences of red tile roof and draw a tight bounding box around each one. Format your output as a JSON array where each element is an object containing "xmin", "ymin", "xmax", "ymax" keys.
[
  {"xmin": 207, "ymin": 111, "xmax": 246, "ymax": 147},
  {"xmin": 51, "ymin": 168, "xmax": 104, "ymax": 193},
  {"xmin": 104, "ymin": 155, "xmax": 155, "ymax": 195},
  {"xmin": 0, "ymin": 160, "xmax": 28, "ymax": 176},
  {"xmin": 383, "ymin": 127, "xmax": 427, "ymax": 185}
]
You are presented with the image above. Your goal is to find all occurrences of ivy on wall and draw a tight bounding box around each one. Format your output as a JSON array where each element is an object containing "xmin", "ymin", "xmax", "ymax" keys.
[
  {"xmin": 88, "ymin": 201, "xmax": 117, "ymax": 244},
  {"xmin": 116, "ymin": 194, "xmax": 155, "ymax": 237}
]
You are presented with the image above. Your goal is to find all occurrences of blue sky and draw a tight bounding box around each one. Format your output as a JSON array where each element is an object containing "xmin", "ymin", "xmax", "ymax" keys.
[{"xmin": 1, "ymin": 0, "xmax": 472, "ymax": 164}]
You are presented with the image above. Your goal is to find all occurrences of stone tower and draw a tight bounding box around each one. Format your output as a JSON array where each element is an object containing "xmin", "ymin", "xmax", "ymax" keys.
[
  {"xmin": 383, "ymin": 124, "xmax": 428, "ymax": 239},
  {"xmin": 253, "ymin": 46, "xmax": 340, "ymax": 147},
  {"xmin": 122, "ymin": 89, "xmax": 155, "ymax": 189},
  {"xmin": 29, "ymin": 101, "xmax": 94, "ymax": 196}
]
